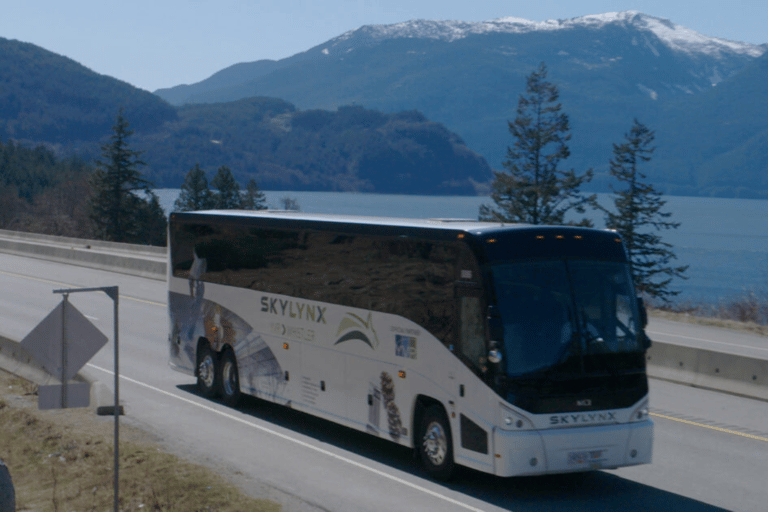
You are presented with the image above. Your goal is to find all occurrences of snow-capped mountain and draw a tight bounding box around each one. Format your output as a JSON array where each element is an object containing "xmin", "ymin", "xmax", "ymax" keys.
[
  {"xmin": 155, "ymin": 12, "xmax": 768, "ymax": 197},
  {"xmin": 327, "ymin": 12, "xmax": 762, "ymax": 59}
]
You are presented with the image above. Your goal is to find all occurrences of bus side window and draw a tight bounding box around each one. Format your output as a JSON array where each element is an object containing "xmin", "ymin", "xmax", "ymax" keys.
[{"xmin": 458, "ymin": 294, "xmax": 487, "ymax": 375}]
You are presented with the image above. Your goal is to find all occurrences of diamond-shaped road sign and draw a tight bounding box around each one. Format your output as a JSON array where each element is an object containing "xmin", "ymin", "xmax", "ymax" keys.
[{"xmin": 21, "ymin": 301, "xmax": 108, "ymax": 382}]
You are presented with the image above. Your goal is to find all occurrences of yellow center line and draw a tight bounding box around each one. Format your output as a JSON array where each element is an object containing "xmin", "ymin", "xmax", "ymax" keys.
[
  {"xmin": 131, "ymin": 297, "xmax": 166, "ymax": 307},
  {"xmin": 0, "ymin": 268, "xmax": 72, "ymax": 288},
  {"xmin": 0, "ymin": 269, "xmax": 166, "ymax": 307},
  {"xmin": 651, "ymin": 412, "xmax": 768, "ymax": 443}
]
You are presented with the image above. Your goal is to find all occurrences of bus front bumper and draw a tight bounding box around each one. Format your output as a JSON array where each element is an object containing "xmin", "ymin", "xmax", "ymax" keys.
[{"xmin": 492, "ymin": 419, "xmax": 653, "ymax": 477}]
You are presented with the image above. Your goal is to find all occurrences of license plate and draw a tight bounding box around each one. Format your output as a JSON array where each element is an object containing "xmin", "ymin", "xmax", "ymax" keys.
[{"xmin": 567, "ymin": 449, "xmax": 607, "ymax": 468}]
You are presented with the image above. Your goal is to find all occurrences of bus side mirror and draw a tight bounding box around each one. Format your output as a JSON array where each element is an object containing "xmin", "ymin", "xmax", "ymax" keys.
[
  {"xmin": 636, "ymin": 297, "xmax": 651, "ymax": 349},
  {"xmin": 637, "ymin": 297, "xmax": 648, "ymax": 329},
  {"xmin": 487, "ymin": 305, "xmax": 503, "ymax": 364}
]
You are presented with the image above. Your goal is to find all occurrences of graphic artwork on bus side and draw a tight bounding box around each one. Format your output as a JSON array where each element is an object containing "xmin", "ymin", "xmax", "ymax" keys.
[
  {"xmin": 334, "ymin": 312, "xmax": 380, "ymax": 350},
  {"xmin": 380, "ymin": 371, "xmax": 403, "ymax": 440},
  {"xmin": 169, "ymin": 292, "xmax": 287, "ymax": 401},
  {"xmin": 395, "ymin": 335, "xmax": 417, "ymax": 359}
]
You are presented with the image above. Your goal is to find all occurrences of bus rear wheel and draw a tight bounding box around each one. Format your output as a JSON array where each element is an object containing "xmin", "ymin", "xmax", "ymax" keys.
[
  {"xmin": 419, "ymin": 405, "xmax": 455, "ymax": 480},
  {"xmin": 196, "ymin": 343, "xmax": 219, "ymax": 398},
  {"xmin": 219, "ymin": 349, "xmax": 241, "ymax": 407}
]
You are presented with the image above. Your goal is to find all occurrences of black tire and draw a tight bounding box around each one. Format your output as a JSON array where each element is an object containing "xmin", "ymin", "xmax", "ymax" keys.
[
  {"xmin": 218, "ymin": 349, "xmax": 241, "ymax": 407},
  {"xmin": 418, "ymin": 405, "xmax": 455, "ymax": 481},
  {"xmin": 196, "ymin": 343, "xmax": 219, "ymax": 398}
]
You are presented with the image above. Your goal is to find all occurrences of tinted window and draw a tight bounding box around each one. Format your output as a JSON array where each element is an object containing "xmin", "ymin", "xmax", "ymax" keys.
[{"xmin": 172, "ymin": 222, "xmax": 466, "ymax": 345}]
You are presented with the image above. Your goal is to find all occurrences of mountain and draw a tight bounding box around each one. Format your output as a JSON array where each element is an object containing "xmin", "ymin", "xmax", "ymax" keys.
[
  {"xmin": 0, "ymin": 38, "xmax": 491, "ymax": 194},
  {"xmin": 155, "ymin": 12, "xmax": 767, "ymax": 197},
  {"xmin": 651, "ymin": 50, "xmax": 768, "ymax": 196},
  {"xmin": 0, "ymin": 37, "xmax": 177, "ymax": 147},
  {"xmin": 135, "ymin": 98, "xmax": 492, "ymax": 194}
]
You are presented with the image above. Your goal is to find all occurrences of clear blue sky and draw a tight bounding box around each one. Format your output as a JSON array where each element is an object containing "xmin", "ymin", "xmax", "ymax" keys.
[{"xmin": 2, "ymin": 1, "xmax": 766, "ymax": 92}]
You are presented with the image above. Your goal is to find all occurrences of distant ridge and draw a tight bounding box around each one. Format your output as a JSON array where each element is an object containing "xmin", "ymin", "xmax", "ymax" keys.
[
  {"xmin": 0, "ymin": 38, "xmax": 492, "ymax": 194},
  {"xmin": 153, "ymin": 12, "xmax": 767, "ymax": 198},
  {"xmin": 0, "ymin": 37, "xmax": 177, "ymax": 146},
  {"xmin": 2, "ymin": 12, "xmax": 767, "ymax": 198},
  {"xmin": 325, "ymin": 12, "xmax": 761, "ymax": 58}
]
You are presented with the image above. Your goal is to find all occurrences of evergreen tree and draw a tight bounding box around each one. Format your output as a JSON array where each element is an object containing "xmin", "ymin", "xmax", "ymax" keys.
[
  {"xmin": 211, "ymin": 165, "xmax": 242, "ymax": 209},
  {"xmin": 174, "ymin": 163, "xmax": 213, "ymax": 211},
  {"xmin": 604, "ymin": 119, "xmax": 688, "ymax": 302},
  {"xmin": 136, "ymin": 193, "xmax": 168, "ymax": 246},
  {"xmin": 241, "ymin": 178, "xmax": 268, "ymax": 210},
  {"xmin": 479, "ymin": 63, "xmax": 594, "ymax": 225},
  {"xmin": 87, "ymin": 110, "xmax": 165, "ymax": 243}
]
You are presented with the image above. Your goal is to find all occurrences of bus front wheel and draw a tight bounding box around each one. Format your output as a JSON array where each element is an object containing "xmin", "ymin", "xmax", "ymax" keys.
[
  {"xmin": 419, "ymin": 405, "xmax": 455, "ymax": 480},
  {"xmin": 196, "ymin": 344, "xmax": 219, "ymax": 398},
  {"xmin": 219, "ymin": 349, "xmax": 241, "ymax": 407}
]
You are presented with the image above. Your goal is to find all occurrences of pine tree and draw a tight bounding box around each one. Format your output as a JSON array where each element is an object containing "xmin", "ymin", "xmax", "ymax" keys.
[
  {"xmin": 479, "ymin": 63, "xmax": 594, "ymax": 225},
  {"xmin": 604, "ymin": 119, "xmax": 688, "ymax": 302},
  {"xmin": 87, "ymin": 110, "xmax": 165, "ymax": 244},
  {"xmin": 174, "ymin": 163, "xmax": 213, "ymax": 211},
  {"xmin": 211, "ymin": 165, "xmax": 242, "ymax": 209},
  {"xmin": 137, "ymin": 193, "xmax": 168, "ymax": 246},
  {"xmin": 241, "ymin": 178, "xmax": 268, "ymax": 210}
]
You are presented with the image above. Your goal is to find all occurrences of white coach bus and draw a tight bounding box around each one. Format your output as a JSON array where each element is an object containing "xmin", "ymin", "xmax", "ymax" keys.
[{"xmin": 167, "ymin": 211, "xmax": 653, "ymax": 479}]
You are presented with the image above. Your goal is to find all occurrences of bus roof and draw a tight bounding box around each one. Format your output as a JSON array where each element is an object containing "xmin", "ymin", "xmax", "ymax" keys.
[
  {"xmin": 171, "ymin": 210, "xmax": 628, "ymax": 262},
  {"xmin": 174, "ymin": 209, "xmax": 519, "ymax": 233}
]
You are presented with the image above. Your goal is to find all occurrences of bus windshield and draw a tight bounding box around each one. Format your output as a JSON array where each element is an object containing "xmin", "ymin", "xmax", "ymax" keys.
[{"xmin": 491, "ymin": 260, "xmax": 643, "ymax": 377}]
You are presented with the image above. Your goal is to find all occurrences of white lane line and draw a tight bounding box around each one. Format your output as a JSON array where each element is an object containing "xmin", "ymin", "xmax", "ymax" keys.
[
  {"xmin": 86, "ymin": 363, "xmax": 490, "ymax": 512},
  {"xmin": 647, "ymin": 330, "xmax": 768, "ymax": 353}
]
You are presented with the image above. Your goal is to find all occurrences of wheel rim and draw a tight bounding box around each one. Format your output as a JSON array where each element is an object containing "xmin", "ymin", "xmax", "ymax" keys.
[
  {"xmin": 199, "ymin": 354, "xmax": 215, "ymax": 389},
  {"xmin": 422, "ymin": 421, "xmax": 448, "ymax": 466},
  {"xmin": 222, "ymin": 360, "xmax": 237, "ymax": 396}
]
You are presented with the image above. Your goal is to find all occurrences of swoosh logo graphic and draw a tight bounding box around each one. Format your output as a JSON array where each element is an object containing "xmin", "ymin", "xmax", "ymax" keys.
[{"xmin": 334, "ymin": 312, "xmax": 379, "ymax": 350}]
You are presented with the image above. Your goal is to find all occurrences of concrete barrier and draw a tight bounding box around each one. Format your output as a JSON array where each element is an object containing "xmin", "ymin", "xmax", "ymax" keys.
[
  {"xmin": 0, "ymin": 229, "xmax": 765, "ymax": 403},
  {"xmin": 0, "ymin": 334, "xmax": 58, "ymax": 385},
  {"xmin": 0, "ymin": 229, "xmax": 166, "ymax": 257},
  {"xmin": 0, "ymin": 229, "xmax": 166, "ymax": 280},
  {"xmin": 646, "ymin": 341, "xmax": 768, "ymax": 401}
]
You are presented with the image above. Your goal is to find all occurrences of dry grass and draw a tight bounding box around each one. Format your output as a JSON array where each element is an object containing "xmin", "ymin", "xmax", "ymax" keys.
[
  {"xmin": 650, "ymin": 308, "xmax": 768, "ymax": 337},
  {"xmin": 650, "ymin": 287, "xmax": 768, "ymax": 338},
  {"xmin": 0, "ymin": 370, "xmax": 280, "ymax": 512}
]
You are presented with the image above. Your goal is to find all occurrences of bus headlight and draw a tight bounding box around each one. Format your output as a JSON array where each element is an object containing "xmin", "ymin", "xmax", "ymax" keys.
[
  {"xmin": 630, "ymin": 400, "xmax": 650, "ymax": 422},
  {"xmin": 498, "ymin": 404, "xmax": 534, "ymax": 431}
]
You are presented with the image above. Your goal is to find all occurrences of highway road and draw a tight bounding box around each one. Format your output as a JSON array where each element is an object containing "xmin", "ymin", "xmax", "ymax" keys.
[{"xmin": 1, "ymin": 252, "xmax": 767, "ymax": 511}]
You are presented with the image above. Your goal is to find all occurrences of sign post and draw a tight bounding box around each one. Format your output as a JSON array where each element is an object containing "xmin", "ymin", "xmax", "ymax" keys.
[{"xmin": 22, "ymin": 286, "xmax": 120, "ymax": 512}]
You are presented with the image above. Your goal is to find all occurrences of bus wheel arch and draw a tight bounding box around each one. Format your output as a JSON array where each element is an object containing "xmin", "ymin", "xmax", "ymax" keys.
[
  {"xmin": 218, "ymin": 346, "xmax": 241, "ymax": 407},
  {"xmin": 196, "ymin": 338, "xmax": 219, "ymax": 398},
  {"xmin": 414, "ymin": 397, "xmax": 455, "ymax": 480}
]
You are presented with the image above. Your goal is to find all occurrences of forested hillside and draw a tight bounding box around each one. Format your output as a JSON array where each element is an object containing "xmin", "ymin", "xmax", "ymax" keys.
[
  {"xmin": 0, "ymin": 139, "xmax": 91, "ymax": 235},
  {"xmin": 0, "ymin": 38, "xmax": 491, "ymax": 195},
  {"xmin": 137, "ymin": 98, "xmax": 491, "ymax": 194},
  {"xmin": 0, "ymin": 38, "xmax": 177, "ymax": 145}
]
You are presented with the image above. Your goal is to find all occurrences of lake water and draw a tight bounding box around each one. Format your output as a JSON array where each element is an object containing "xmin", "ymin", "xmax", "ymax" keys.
[{"xmin": 155, "ymin": 189, "xmax": 768, "ymax": 305}]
